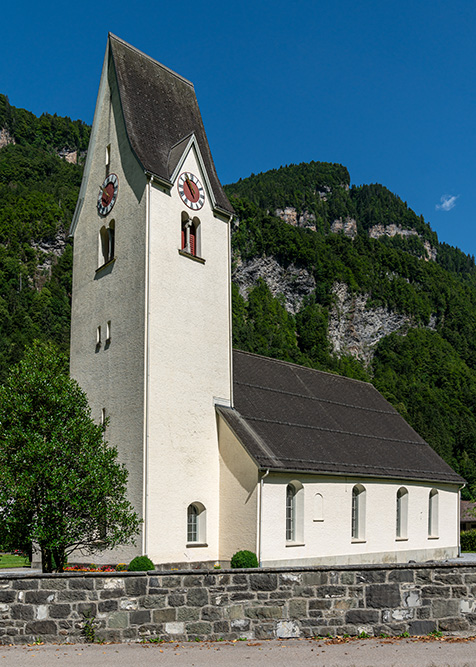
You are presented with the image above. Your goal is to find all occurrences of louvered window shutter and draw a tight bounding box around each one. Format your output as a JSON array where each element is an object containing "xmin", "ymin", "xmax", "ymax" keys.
[{"xmin": 190, "ymin": 227, "xmax": 196, "ymax": 256}]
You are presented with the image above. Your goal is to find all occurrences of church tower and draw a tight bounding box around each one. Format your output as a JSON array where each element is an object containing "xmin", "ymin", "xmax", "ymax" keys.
[{"xmin": 70, "ymin": 35, "xmax": 234, "ymax": 565}]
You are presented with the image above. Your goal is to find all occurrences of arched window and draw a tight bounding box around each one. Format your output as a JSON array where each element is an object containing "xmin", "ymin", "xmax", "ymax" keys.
[
  {"xmin": 98, "ymin": 220, "xmax": 115, "ymax": 267},
  {"xmin": 396, "ymin": 487, "xmax": 408, "ymax": 539},
  {"xmin": 313, "ymin": 493, "xmax": 324, "ymax": 521},
  {"xmin": 286, "ymin": 481, "xmax": 304, "ymax": 543},
  {"xmin": 428, "ymin": 488, "xmax": 439, "ymax": 537},
  {"xmin": 351, "ymin": 484, "xmax": 366, "ymax": 540},
  {"xmin": 181, "ymin": 213, "xmax": 201, "ymax": 257},
  {"xmin": 187, "ymin": 502, "xmax": 206, "ymax": 544}
]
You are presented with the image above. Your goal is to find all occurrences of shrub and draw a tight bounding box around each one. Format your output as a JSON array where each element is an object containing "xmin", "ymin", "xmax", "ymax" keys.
[
  {"xmin": 461, "ymin": 530, "xmax": 476, "ymax": 552},
  {"xmin": 127, "ymin": 555, "xmax": 155, "ymax": 571},
  {"xmin": 230, "ymin": 550, "xmax": 259, "ymax": 568},
  {"xmin": 116, "ymin": 562, "xmax": 128, "ymax": 571}
]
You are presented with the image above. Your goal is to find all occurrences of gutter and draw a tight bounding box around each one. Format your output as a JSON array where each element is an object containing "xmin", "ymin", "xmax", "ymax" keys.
[{"xmin": 257, "ymin": 469, "xmax": 269, "ymax": 566}]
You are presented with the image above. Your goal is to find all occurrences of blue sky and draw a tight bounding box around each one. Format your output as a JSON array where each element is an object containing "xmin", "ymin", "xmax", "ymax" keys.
[{"xmin": 2, "ymin": 0, "xmax": 475, "ymax": 255}]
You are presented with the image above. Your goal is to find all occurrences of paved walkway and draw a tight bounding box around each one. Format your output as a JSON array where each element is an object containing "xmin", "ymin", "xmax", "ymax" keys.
[{"xmin": 1, "ymin": 637, "xmax": 476, "ymax": 666}]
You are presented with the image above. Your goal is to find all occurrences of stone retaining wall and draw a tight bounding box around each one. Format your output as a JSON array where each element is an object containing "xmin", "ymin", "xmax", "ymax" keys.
[{"xmin": 1, "ymin": 562, "xmax": 476, "ymax": 644}]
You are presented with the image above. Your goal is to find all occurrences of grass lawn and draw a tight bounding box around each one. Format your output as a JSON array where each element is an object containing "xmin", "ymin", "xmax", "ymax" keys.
[{"xmin": 0, "ymin": 553, "xmax": 30, "ymax": 568}]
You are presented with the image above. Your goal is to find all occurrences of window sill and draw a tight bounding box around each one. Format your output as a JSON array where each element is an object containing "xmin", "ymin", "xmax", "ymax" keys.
[
  {"xmin": 428, "ymin": 536, "xmax": 439, "ymax": 540},
  {"xmin": 351, "ymin": 539, "xmax": 366, "ymax": 544},
  {"xmin": 396, "ymin": 537, "xmax": 408, "ymax": 542},
  {"xmin": 313, "ymin": 519, "xmax": 324, "ymax": 522},
  {"xmin": 96, "ymin": 257, "xmax": 116, "ymax": 273},
  {"xmin": 186, "ymin": 542, "xmax": 208, "ymax": 548},
  {"xmin": 285, "ymin": 541, "xmax": 305, "ymax": 548},
  {"xmin": 178, "ymin": 249, "xmax": 205, "ymax": 264}
]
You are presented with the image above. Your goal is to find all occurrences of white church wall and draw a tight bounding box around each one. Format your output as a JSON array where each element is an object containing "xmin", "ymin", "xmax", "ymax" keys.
[
  {"xmin": 260, "ymin": 473, "xmax": 459, "ymax": 567},
  {"xmin": 218, "ymin": 415, "xmax": 259, "ymax": 560},
  {"xmin": 145, "ymin": 147, "xmax": 232, "ymax": 564},
  {"xmin": 70, "ymin": 63, "xmax": 148, "ymax": 562}
]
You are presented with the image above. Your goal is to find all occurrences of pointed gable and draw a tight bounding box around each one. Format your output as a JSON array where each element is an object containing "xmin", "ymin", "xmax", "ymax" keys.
[{"xmin": 109, "ymin": 33, "xmax": 233, "ymax": 214}]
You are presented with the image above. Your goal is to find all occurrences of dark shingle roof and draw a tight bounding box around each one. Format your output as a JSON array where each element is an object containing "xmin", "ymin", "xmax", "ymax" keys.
[
  {"xmin": 217, "ymin": 350, "xmax": 463, "ymax": 484},
  {"xmin": 109, "ymin": 34, "xmax": 233, "ymax": 214}
]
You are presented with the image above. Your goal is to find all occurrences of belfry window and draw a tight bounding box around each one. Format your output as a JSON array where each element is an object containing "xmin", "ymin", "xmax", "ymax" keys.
[
  {"xmin": 396, "ymin": 487, "xmax": 408, "ymax": 539},
  {"xmin": 351, "ymin": 484, "xmax": 366, "ymax": 541},
  {"xmin": 98, "ymin": 220, "xmax": 115, "ymax": 267},
  {"xmin": 181, "ymin": 213, "xmax": 200, "ymax": 257},
  {"xmin": 285, "ymin": 481, "xmax": 304, "ymax": 544},
  {"xmin": 428, "ymin": 488, "xmax": 439, "ymax": 537}
]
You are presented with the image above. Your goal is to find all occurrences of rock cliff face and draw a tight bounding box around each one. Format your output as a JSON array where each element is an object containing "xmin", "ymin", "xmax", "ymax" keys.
[
  {"xmin": 369, "ymin": 224, "xmax": 437, "ymax": 261},
  {"xmin": 31, "ymin": 232, "xmax": 68, "ymax": 287},
  {"xmin": 0, "ymin": 128, "xmax": 15, "ymax": 149},
  {"xmin": 328, "ymin": 282, "xmax": 423, "ymax": 366},
  {"xmin": 330, "ymin": 217, "xmax": 358, "ymax": 238},
  {"xmin": 275, "ymin": 207, "xmax": 317, "ymax": 231},
  {"xmin": 232, "ymin": 256, "xmax": 316, "ymax": 315}
]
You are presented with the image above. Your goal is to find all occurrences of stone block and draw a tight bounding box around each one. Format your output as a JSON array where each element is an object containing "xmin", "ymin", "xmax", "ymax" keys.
[
  {"xmin": 254, "ymin": 623, "xmax": 275, "ymax": 639},
  {"xmin": 451, "ymin": 586, "xmax": 468, "ymax": 598},
  {"xmin": 168, "ymin": 594, "xmax": 185, "ymax": 607},
  {"xmin": 162, "ymin": 577, "xmax": 182, "ymax": 588},
  {"xmin": 185, "ymin": 622, "xmax": 212, "ymax": 635},
  {"xmin": 69, "ymin": 578, "xmax": 94, "ymax": 590},
  {"xmin": 402, "ymin": 589, "xmax": 421, "ymax": 608},
  {"xmin": 231, "ymin": 618, "xmax": 250, "ymax": 631},
  {"xmin": 408, "ymin": 620, "xmax": 436, "ymax": 635},
  {"xmin": 434, "ymin": 573, "xmax": 463, "ymax": 585},
  {"xmin": 315, "ymin": 586, "xmax": 346, "ymax": 598},
  {"xmin": 277, "ymin": 620, "xmax": 300, "ymax": 638},
  {"xmin": 25, "ymin": 591, "xmax": 55, "ymax": 604},
  {"xmin": 250, "ymin": 574, "xmax": 277, "ymax": 591},
  {"xmin": 99, "ymin": 589, "xmax": 125, "ymax": 599},
  {"xmin": 460, "ymin": 599, "xmax": 476, "ymax": 614},
  {"xmin": 0, "ymin": 591, "xmax": 16, "ymax": 604},
  {"xmin": 415, "ymin": 570, "xmax": 433, "ymax": 585},
  {"xmin": 288, "ymin": 599, "xmax": 307, "ymax": 617},
  {"xmin": 421, "ymin": 586, "xmax": 450, "ymax": 598},
  {"xmin": 187, "ymin": 588, "xmax": 209, "ymax": 606},
  {"xmin": 388, "ymin": 570, "xmax": 414, "ymax": 583},
  {"xmin": 245, "ymin": 606, "xmax": 282, "ymax": 620},
  {"xmin": 165, "ymin": 622, "xmax": 185, "ymax": 634},
  {"xmin": 309, "ymin": 599, "xmax": 332, "ymax": 610},
  {"xmin": 280, "ymin": 573, "xmax": 302, "ymax": 585},
  {"xmin": 25, "ymin": 621, "xmax": 57, "ymax": 635},
  {"xmin": 58, "ymin": 591, "xmax": 85, "ymax": 602},
  {"xmin": 356, "ymin": 570, "xmax": 387, "ymax": 584},
  {"xmin": 231, "ymin": 574, "xmax": 248, "ymax": 585},
  {"xmin": 119, "ymin": 598, "xmax": 138, "ymax": 611},
  {"xmin": 389, "ymin": 608, "xmax": 414, "ymax": 621},
  {"xmin": 432, "ymin": 599, "xmax": 460, "ymax": 618},
  {"xmin": 153, "ymin": 608, "xmax": 176, "ymax": 623},
  {"xmin": 40, "ymin": 579, "xmax": 67, "ymax": 590},
  {"xmin": 225, "ymin": 605, "xmax": 244, "ymax": 620},
  {"xmin": 438, "ymin": 617, "xmax": 470, "ymax": 632},
  {"xmin": 340, "ymin": 572, "xmax": 355, "ymax": 585},
  {"xmin": 333, "ymin": 599, "xmax": 355, "ymax": 611},
  {"xmin": 49, "ymin": 604, "xmax": 72, "ymax": 619},
  {"xmin": 230, "ymin": 592, "xmax": 255, "ymax": 601},
  {"xmin": 140, "ymin": 594, "xmax": 166, "ymax": 609},
  {"xmin": 10, "ymin": 604, "xmax": 34, "ymax": 620},
  {"xmin": 13, "ymin": 580, "xmax": 39, "ymax": 590},
  {"xmin": 293, "ymin": 586, "xmax": 315, "ymax": 597},
  {"xmin": 201, "ymin": 606, "xmax": 221, "ymax": 621},
  {"xmin": 302, "ymin": 572, "xmax": 328, "ymax": 586},
  {"xmin": 366, "ymin": 585, "xmax": 400, "ymax": 608},
  {"xmin": 108, "ymin": 612, "xmax": 128, "ymax": 629},
  {"xmin": 177, "ymin": 607, "xmax": 200, "ymax": 621},
  {"xmin": 345, "ymin": 609, "xmax": 379, "ymax": 624},
  {"xmin": 77, "ymin": 602, "xmax": 97, "ymax": 616},
  {"xmin": 130, "ymin": 610, "xmax": 150, "ymax": 625},
  {"xmin": 98, "ymin": 600, "xmax": 118, "ymax": 613},
  {"xmin": 125, "ymin": 578, "xmax": 147, "ymax": 596},
  {"xmin": 213, "ymin": 620, "xmax": 230, "ymax": 634}
]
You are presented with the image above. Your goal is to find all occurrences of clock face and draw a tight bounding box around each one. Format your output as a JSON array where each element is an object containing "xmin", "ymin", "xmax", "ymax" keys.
[
  {"xmin": 97, "ymin": 173, "xmax": 119, "ymax": 216},
  {"xmin": 178, "ymin": 172, "xmax": 205, "ymax": 210}
]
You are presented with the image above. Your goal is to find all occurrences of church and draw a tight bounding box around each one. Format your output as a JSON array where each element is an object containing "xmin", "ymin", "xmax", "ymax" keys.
[{"xmin": 70, "ymin": 34, "xmax": 463, "ymax": 568}]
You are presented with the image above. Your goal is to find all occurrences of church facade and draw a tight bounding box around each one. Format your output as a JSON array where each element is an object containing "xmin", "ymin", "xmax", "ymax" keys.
[{"xmin": 70, "ymin": 34, "xmax": 463, "ymax": 567}]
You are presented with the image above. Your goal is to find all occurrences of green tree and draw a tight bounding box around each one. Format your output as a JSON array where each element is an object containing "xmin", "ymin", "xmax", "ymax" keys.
[{"xmin": 0, "ymin": 341, "xmax": 141, "ymax": 572}]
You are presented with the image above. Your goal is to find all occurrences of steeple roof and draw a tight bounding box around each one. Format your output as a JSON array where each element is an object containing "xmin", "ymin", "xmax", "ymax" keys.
[{"xmin": 109, "ymin": 34, "xmax": 233, "ymax": 214}]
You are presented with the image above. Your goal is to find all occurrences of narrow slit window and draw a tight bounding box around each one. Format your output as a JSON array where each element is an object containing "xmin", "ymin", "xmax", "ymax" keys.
[{"xmin": 106, "ymin": 320, "xmax": 111, "ymax": 343}]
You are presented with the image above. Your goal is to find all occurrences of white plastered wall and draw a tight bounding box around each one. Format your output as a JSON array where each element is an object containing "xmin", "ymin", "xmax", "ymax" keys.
[
  {"xmin": 70, "ymin": 59, "xmax": 148, "ymax": 563},
  {"xmin": 145, "ymin": 146, "xmax": 232, "ymax": 564},
  {"xmin": 218, "ymin": 416, "xmax": 259, "ymax": 561},
  {"xmin": 260, "ymin": 473, "xmax": 460, "ymax": 566}
]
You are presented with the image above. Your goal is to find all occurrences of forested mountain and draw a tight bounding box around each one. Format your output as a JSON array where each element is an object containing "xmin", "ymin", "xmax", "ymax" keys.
[
  {"xmin": 2, "ymin": 98, "xmax": 476, "ymax": 497},
  {"xmin": 0, "ymin": 95, "xmax": 87, "ymax": 378}
]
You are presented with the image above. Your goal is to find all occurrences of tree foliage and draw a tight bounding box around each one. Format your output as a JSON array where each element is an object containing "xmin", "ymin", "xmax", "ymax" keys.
[{"xmin": 0, "ymin": 342, "xmax": 141, "ymax": 572}]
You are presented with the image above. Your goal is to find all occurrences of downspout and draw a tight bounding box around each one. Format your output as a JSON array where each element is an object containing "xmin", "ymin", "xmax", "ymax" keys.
[
  {"xmin": 258, "ymin": 469, "xmax": 270, "ymax": 566},
  {"xmin": 458, "ymin": 483, "xmax": 466, "ymax": 557},
  {"xmin": 142, "ymin": 175, "xmax": 151, "ymax": 556}
]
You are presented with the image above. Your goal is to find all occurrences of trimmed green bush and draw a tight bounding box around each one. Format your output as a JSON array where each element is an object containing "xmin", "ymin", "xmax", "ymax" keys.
[
  {"xmin": 461, "ymin": 530, "xmax": 476, "ymax": 552},
  {"xmin": 230, "ymin": 550, "xmax": 259, "ymax": 568},
  {"xmin": 127, "ymin": 555, "xmax": 155, "ymax": 571}
]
